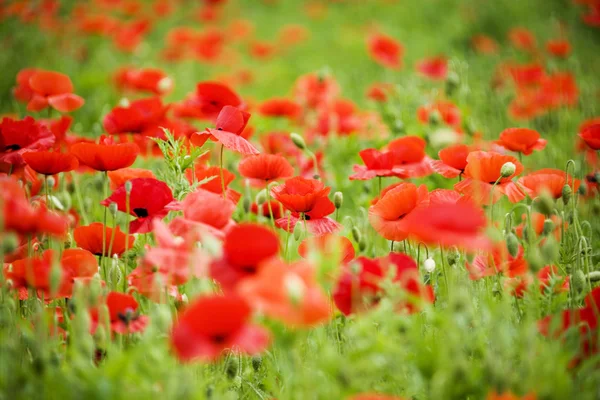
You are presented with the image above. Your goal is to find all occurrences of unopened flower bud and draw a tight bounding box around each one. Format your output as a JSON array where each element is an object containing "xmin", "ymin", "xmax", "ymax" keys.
[
  {"xmin": 500, "ymin": 162, "xmax": 516, "ymax": 178},
  {"xmin": 541, "ymin": 237, "xmax": 559, "ymax": 263},
  {"xmin": 542, "ymin": 219, "xmax": 554, "ymax": 236},
  {"xmin": 578, "ymin": 183, "xmax": 587, "ymax": 196},
  {"xmin": 424, "ymin": 257, "xmax": 436, "ymax": 273},
  {"xmin": 505, "ymin": 232, "xmax": 519, "ymax": 257},
  {"xmin": 242, "ymin": 196, "xmax": 251, "ymax": 213},
  {"xmin": 290, "ymin": 133, "xmax": 306, "ymax": 150},
  {"xmin": 108, "ymin": 202, "xmax": 118, "ymax": 217},
  {"xmin": 255, "ymin": 189, "xmax": 267, "ymax": 205},
  {"xmin": 293, "ymin": 221, "xmax": 304, "ymax": 241},
  {"xmin": 533, "ymin": 193, "xmax": 554, "ymax": 216},
  {"xmin": 447, "ymin": 248, "xmax": 460, "ymax": 266},
  {"xmin": 351, "ymin": 226, "xmax": 362, "ymax": 243},
  {"xmin": 46, "ymin": 176, "xmax": 55, "ymax": 188},
  {"xmin": 333, "ymin": 191, "xmax": 343, "ymax": 209},
  {"xmin": 428, "ymin": 110, "xmax": 442, "ymax": 126},
  {"xmin": 445, "ymin": 71, "xmax": 459, "ymax": 96},
  {"xmin": 358, "ymin": 237, "xmax": 367, "ymax": 252},
  {"xmin": 561, "ymin": 184, "xmax": 572, "ymax": 205},
  {"xmin": 571, "ymin": 269, "xmax": 586, "ymax": 293},
  {"xmin": 109, "ymin": 256, "xmax": 121, "ymax": 287},
  {"xmin": 125, "ymin": 180, "xmax": 133, "ymax": 193},
  {"xmin": 157, "ymin": 77, "xmax": 173, "ymax": 94},
  {"xmin": 526, "ymin": 247, "xmax": 544, "ymax": 273}
]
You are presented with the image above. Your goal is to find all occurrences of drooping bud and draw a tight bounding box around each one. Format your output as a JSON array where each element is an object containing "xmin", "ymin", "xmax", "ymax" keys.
[
  {"xmin": 505, "ymin": 232, "xmax": 519, "ymax": 258},
  {"xmin": 358, "ymin": 237, "xmax": 367, "ymax": 252},
  {"xmin": 255, "ymin": 189, "xmax": 267, "ymax": 205},
  {"xmin": 108, "ymin": 255, "xmax": 121, "ymax": 287},
  {"xmin": 500, "ymin": 162, "xmax": 516, "ymax": 178},
  {"xmin": 526, "ymin": 247, "xmax": 544, "ymax": 273},
  {"xmin": 125, "ymin": 180, "xmax": 133, "ymax": 193},
  {"xmin": 578, "ymin": 183, "xmax": 587, "ymax": 196},
  {"xmin": 242, "ymin": 196, "xmax": 251, "ymax": 213},
  {"xmin": 424, "ymin": 258, "xmax": 436, "ymax": 273},
  {"xmin": 571, "ymin": 269, "xmax": 586, "ymax": 293},
  {"xmin": 333, "ymin": 191, "xmax": 343, "ymax": 209},
  {"xmin": 542, "ymin": 219, "xmax": 554, "ymax": 236},
  {"xmin": 541, "ymin": 237, "xmax": 559, "ymax": 263},
  {"xmin": 293, "ymin": 221, "xmax": 304, "ymax": 241},
  {"xmin": 290, "ymin": 133, "xmax": 306, "ymax": 150},
  {"xmin": 533, "ymin": 192, "xmax": 554, "ymax": 216},
  {"xmin": 351, "ymin": 226, "xmax": 362, "ymax": 243},
  {"xmin": 561, "ymin": 184, "xmax": 572, "ymax": 205}
]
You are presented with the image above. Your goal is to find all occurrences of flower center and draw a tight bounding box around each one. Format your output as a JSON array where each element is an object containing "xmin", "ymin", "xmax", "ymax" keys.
[
  {"xmin": 4, "ymin": 144, "xmax": 20, "ymax": 152},
  {"xmin": 133, "ymin": 208, "xmax": 149, "ymax": 218},
  {"xmin": 212, "ymin": 334, "xmax": 227, "ymax": 344}
]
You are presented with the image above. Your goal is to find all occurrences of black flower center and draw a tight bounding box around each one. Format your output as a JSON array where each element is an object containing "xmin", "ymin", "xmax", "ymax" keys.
[
  {"xmin": 133, "ymin": 208, "xmax": 149, "ymax": 218},
  {"xmin": 4, "ymin": 144, "xmax": 20, "ymax": 152},
  {"xmin": 212, "ymin": 334, "xmax": 227, "ymax": 344},
  {"xmin": 304, "ymin": 214, "xmax": 311, "ymax": 220},
  {"xmin": 240, "ymin": 265, "xmax": 257, "ymax": 274}
]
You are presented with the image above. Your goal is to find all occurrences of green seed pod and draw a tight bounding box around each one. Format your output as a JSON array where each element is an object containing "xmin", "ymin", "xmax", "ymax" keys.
[
  {"xmin": 333, "ymin": 191, "xmax": 343, "ymax": 209},
  {"xmin": 505, "ymin": 232, "xmax": 519, "ymax": 258},
  {"xmin": 562, "ymin": 184, "xmax": 572, "ymax": 205},
  {"xmin": 351, "ymin": 226, "xmax": 362, "ymax": 243},
  {"xmin": 225, "ymin": 356, "xmax": 239, "ymax": 379},
  {"xmin": 447, "ymin": 248, "xmax": 460, "ymax": 266},
  {"xmin": 252, "ymin": 355, "xmax": 262, "ymax": 372},
  {"xmin": 290, "ymin": 132, "xmax": 306, "ymax": 150},
  {"xmin": 571, "ymin": 269, "xmax": 586, "ymax": 293},
  {"xmin": 46, "ymin": 176, "xmax": 56, "ymax": 188},
  {"xmin": 108, "ymin": 202, "xmax": 118, "ymax": 217},
  {"xmin": 125, "ymin": 180, "xmax": 133, "ymax": 193}
]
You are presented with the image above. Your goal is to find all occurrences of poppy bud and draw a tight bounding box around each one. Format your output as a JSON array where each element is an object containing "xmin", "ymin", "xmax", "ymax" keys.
[
  {"xmin": 578, "ymin": 183, "xmax": 587, "ymax": 196},
  {"xmin": 290, "ymin": 133, "xmax": 306, "ymax": 150},
  {"xmin": 118, "ymin": 98, "xmax": 130, "ymax": 108},
  {"xmin": 542, "ymin": 218, "xmax": 554, "ymax": 236},
  {"xmin": 225, "ymin": 356, "xmax": 239, "ymax": 379},
  {"xmin": 428, "ymin": 110, "xmax": 442, "ymax": 126},
  {"xmin": 505, "ymin": 232, "xmax": 519, "ymax": 257},
  {"xmin": 49, "ymin": 260, "xmax": 62, "ymax": 297},
  {"xmin": 108, "ymin": 202, "xmax": 118, "ymax": 217},
  {"xmin": 252, "ymin": 355, "xmax": 263, "ymax": 372},
  {"xmin": 54, "ymin": 192, "xmax": 72, "ymax": 211},
  {"xmin": 255, "ymin": 189, "xmax": 267, "ymax": 205},
  {"xmin": 157, "ymin": 77, "xmax": 173, "ymax": 94},
  {"xmin": 94, "ymin": 325, "xmax": 108, "ymax": 350},
  {"xmin": 445, "ymin": 71, "xmax": 459, "ymax": 96},
  {"xmin": 109, "ymin": 255, "xmax": 121, "ymax": 287},
  {"xmin": 424, "ymin": 257, "xmax": 436, "ymax": 273},
  {"xmin": 394, "ymin": 119, "xmax": 405, "ymax": 134},
  {"xmin": 447, "ymin": 248, "xmax": 460, "ymax": 266},
  {"xmin": 242, "ymin": 196, "xmax": 251, "ymax": 213},
  {"xmin": 125, "ymin": 180, "xmax": 133, "ymax": 193},
  {"xmin": 1, "ymin": 233, "xmax": 18, "ymax": 255},
  {"xmin": 588, "ymin": 271, "xmax": 600, "ymax": 282},
  {"xmin": 351, "ymin": 226, "xmax": 362, "ymax": 243},
  {"xmin": 533, "ymin": 193, "xmax": 554, "ymax": 216},
  {"xmin": 561, "ymin": 184, "xmax": 572, "ymax": 205},
  {"xmin": 541, "ymin": 236, "xmax": 559, "ymax": 263},
  {"xmin": 285, "ymin": 274, "xmax": 306, "ymax": 306},
  {"xmin": 500, "ymin": 162, "xmax": 516, "ymax": 178},
  {"xmin": 358, "ymin": 237, "xmax": 367, "ymax": 252},
  {"xmin": 334, "ymin": 191, "xmax": 343, "ymax": 209},
  {"xmin": 293, "ymin": 221, "xmax": 304, "ymax": 241},
  {"xmin": 571, "ymin": 269, "xmax": 586, "ymax": 293},
  {"xmin": 526, "ymin": 247, "xmax": 544, "ymax": 273}
]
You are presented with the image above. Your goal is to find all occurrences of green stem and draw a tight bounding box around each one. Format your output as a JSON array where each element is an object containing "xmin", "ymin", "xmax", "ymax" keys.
[{"xmin": 219, "ymin": 144, "xmax": 226, "ymax": 199}]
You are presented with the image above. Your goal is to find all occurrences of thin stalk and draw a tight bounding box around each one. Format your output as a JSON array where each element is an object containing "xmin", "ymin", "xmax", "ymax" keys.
[{"xmin": 219, "ymin": 144, "xmax": 226, "ymax": 199}]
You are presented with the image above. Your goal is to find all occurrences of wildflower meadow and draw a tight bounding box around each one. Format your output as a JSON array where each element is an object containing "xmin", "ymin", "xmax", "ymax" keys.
[{"xmin": 1, "ymin": 0, "xmax": 600, "ymax": 399}]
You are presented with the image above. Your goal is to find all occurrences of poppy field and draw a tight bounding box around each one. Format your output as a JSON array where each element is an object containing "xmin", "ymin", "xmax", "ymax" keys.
[{"xmin": 2, "ymin": 0, "xmax": 600, "ymax": 399}]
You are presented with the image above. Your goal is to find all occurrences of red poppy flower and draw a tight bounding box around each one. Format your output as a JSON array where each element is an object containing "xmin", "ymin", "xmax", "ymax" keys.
[
  {"xmin": 185, "ymin": 164, "xmax": 240, "ymax": 203},
  {"xmin": 251, "ymin": 200, "xmax": 284, "ymax": 219},
  {"xmin": 466, "ymin": 243, "xmax": 528, "ymax": 280},
  {"xmin": 103, "ymin": 97, "xmax": 168, "ymax": 135},
  {"xmin": 546, "ymin": 39, "xmax": 571, "ymax": 58},
  {"xmin": 538, "ymin": 265, "xmax": 569, "ymax": 294},
  {"xmin": 127, "ymin": 266, "xmax": 181, "ymax": 303},
  {"xmin": 366, "ymin": 82, "xmax": 393, "ymax": 102},
  {"xmin": 0, "ymin": 116, "xmax": 55, "ymax": 165},
  {"xmin": 539, "ymin": 72, "xmax": 578, "ymax": 109},
  {"xmin": 171, "ymin": 294, "xmax": 270, "ymax": 362},
  {"xmin": 368, "ymin": 182, "xmax": 429, "ymax": 242},
  {"xmin": 179, "ymin": 81, "xmax": 243, "ymax": 121},
  {"xmin": 416, "ymin": 56, "xmax": 448, "ymax": 80},
  {"xmin": 1, "ymin": 177, "xmax": 68, "ymax": 237},
  {"xmin": 180, "ymin": 189, "xmax": 236, "ymax": 238},
  {"xmin": 274, "ymin": 195, "xmax": 341, "ymax": 236},
  {"xmin": 333, "ymin": 253, "xmax": 434, "ymax": 316},
  {"xmin": 508, "ymin": 63, "xmax": 545, "ymax": 88},
  {"xmin": 13, "ymin": 68, "xmax": 38, "ymax": 103},
  {"xmin": 209, "ymin": 223, "xmax": 280, "ymax": 291},
  {"xmin": 508, "ymin": 27, "xmax": 537, "ymax": 51},
  {"xmin": 114, "ymin": 66, "xmax": 173, "ymax": 95},
  {"xmin": 417, "ymin": 101, "xmax": 461, "ymax": 127},
  {"xmin": 311, "ymin": 98, "xmax": 364, "ymax": 137},
  {"xmin": 518, "ymin": 168, "xmax": 580, "ymax": 199},
  {"xmin": 238, "ymin": 154, "xmax": 294, "ymax": 187},
  {"xmin": 108, "ymin": 167, "xmax": 156, "ymax": 190},
  {"xmin": 91, "ymin": 292, "xmax": 149, "ymax": 334},
  {"xmin": 471, "ymin": 34, "xmax": 499, "ymax": 54},
  {"xmin": 26, "ymin": 70, "xmax": 85, "ymax": 113},
  {"xmin": 538, "ymin": 286, "xmax": 600, "ymax": 366},
  {"xmin": 386, "ymin": 136, "xmax": 433, "ymax": 178},
  {"xmin": 349, "ymin": 149, "xmax": 405, "ymax": 180},
  {"xmin": 430, "ymin": 143, "xmax": 470, "ymax": 178},
  {"xmin": 190, "ymin": 106, "xmax": 259, "ymax": 155},
  {"xmin": 293, "ymin": 72, "xmax": 340, "ymax": 109},
  {"xmin": 579, "ymin": 123, "xmax": 600, "ymax": 150},
  {"xmin": 367, "ymin": 33, "xmax": 403, "ymax": 69},
  {"xmin": 298, "ymin": 234, "xmax": 355, "ymax": 264},
  {"xmin": 429, "ymin": 188, "xmax": 463, "ymax": 205},
  {"xmin": 22, "ymin": 150, "xmax": 78, "ymax": 175},
  {"xmin": 70, "ymin": 136, "xmax": 140, "ymax": 171},
  {"xmin": 100, "ymin": 177, "xmax": 179, "ymax": 234},
  {"xmin": 73, "ymin": 222, "xmax": 135, "ymax": 257},
  {"xmin": 514, "ymin": 212, "xmax": 563, "ymax": 241},
  {"xmin": 238, "ymin": 258, "xmax": 332, "ymax": 327},
  {"xmin": 270, "ymin": 175, "xmax": 330, "ymax": 213},
  {"xmin": 258, "ymin": 98, "xmax": 302, "ymax": 120},
  {"xmin": 400, "ymin": 201, "xmax": 491, "ymax": 252},
  {"xmin": 497, "ymin": 128, "xmax": 547, "ymax": 155},
  {"xmin": 454, "ymin": 151, "xmax": 525, "ymax": 204}
]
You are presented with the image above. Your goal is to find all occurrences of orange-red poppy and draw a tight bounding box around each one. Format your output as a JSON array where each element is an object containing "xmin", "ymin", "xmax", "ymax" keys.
[
  {"xmin": 298, "ymin": 234, "xmax": 355, "ymax": 264},
  {"xmin": 22, "ymin": 150, "xmax": 78, "ymax": 175},
  {"xmin": 471, "ymin": 34, "xmax": 499, "ymax": 54},
  {"xmin": 367, "ymin": 33, "xmax": 403, "ymax": 69},
  {"xmin": 579, "ymin": 123, "xmax": 600, "ymax": 150},
  {"xmin": 70, "ymin": 136, "xmax": 140, "ymax": 171},
  {"xmin": 368, "ymin": 182, "xmax": 429, "ymax": 242},
  {"xmin": 415, "ymin": 56, "xmax": 448, "ymax": 80},
  {"xmin": 170, "ymin": 294, "xmax": 270, "ymax": 362},
  {"xmin": 0, "ymin": 116, "xmax": 55, "ymax": 166},
  {"xmin": 175, "ymin": 81, "xmax": 243, "ymax": 121},
  {"xmin": 90, "ymin": 291, "xmax": 149, "ymax": 334},
  {"xmin": 108, "ymin": 167, "xmax": 156, "ymax": 190},
  {"xmin": 258, "ymin": 98, "xmax": 302, "ymax": 120},
  {"xmin": 349, "ymin": 148, "xmax": 406, "ymax": 180},
  {"xmin": 271, "ymin": 176, "xmax": 330, "ymax": 213},
  {"xmin": 238, "ymin": 258, "xmax": 332, "ymax": 327},
  {"xmin": 546, "ymin": 39, "xmax": 571, "ymax": 58},
  {"xmin": 518, "ymin": 168, "xmax": 580, "ymax": 199},
  {"xmin": 430, "ymin": 143, "xmax": 470, "ymax": 178},
  {"xmin": 508, "ymin": 27, "xmax": 536, "ymax": 51},
  {"xmin": 293, "ymin": 72, "xmax": 339, "ymax": 109},
  {"xmin": 386, "ymin": 136, "xmax": 433, "ymax": 178},
  {"xmin": 417, "ymin": 101, "xmax": 461, "ymax": 127},
  {"xmin": 73, "ymin": 222, "xmax": 135, "ymax": 257},
  {"xmin": 454, "ymin": 151, "xmax": 525, "ymax": 204},
  {"xmin": 103, "ymin": 97, "xmax": 168, "ymax": 135},
  {"xmin": 496, "ymin": 128, "xmax": 546, "ymax": 155},
  {"xmin": 466, "ymin": 243, "xmax": 528, "ymax": 280},
  {"xmin": 186, "ymin": 164, "xmax": 235, "ymax": 194},
  {"xmin": 25, "ymin": 69, "xmax": 85, "ymax": 113},
  {"xmin": 251, "ymin": 200, "xmax": 284, "ymax": 220},
  {"xmin": 238, "ymin": 154, "xmax": 294, "ymax": 187},
  {"xmin": 114, "ymin": 66, "xmax": 173, "ymax": 95},
  {"xmin": 180, "ymin": 189, "xmax": 236, "ymax": 238}
]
